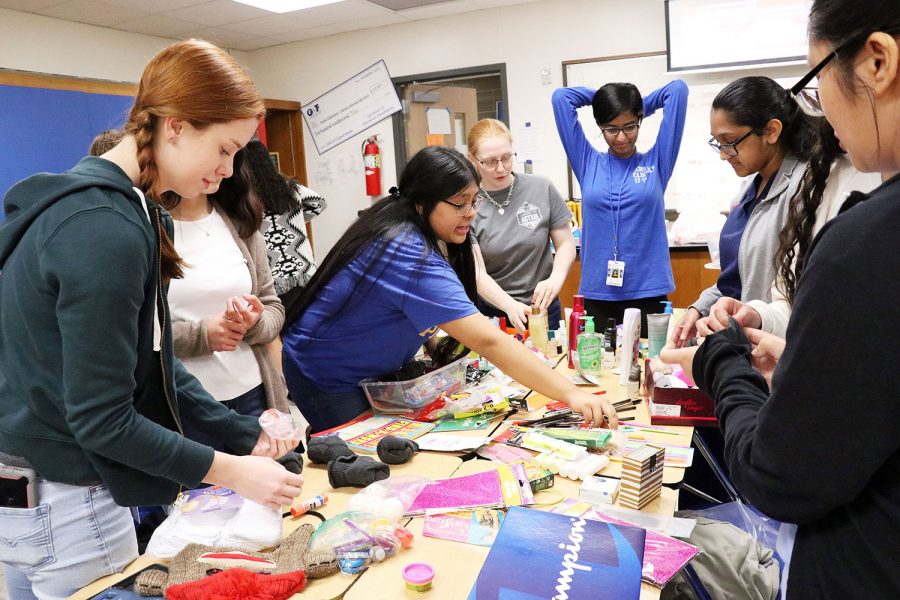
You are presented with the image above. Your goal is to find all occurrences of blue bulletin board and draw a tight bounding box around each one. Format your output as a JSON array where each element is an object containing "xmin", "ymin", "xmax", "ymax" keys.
[{"xmin": 0, "ymin": 84, "xmax": 135, "ymax": 221}]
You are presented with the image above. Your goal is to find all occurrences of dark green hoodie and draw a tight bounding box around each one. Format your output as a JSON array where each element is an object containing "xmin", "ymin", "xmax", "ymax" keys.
[{"xmin": 0, "ymin": 157, "xmax": 260, "ymax": 506}]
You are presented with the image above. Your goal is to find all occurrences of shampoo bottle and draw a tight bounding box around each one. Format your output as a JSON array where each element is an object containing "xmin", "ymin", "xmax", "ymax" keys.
[
  {"xmin": 528, "ymin": 304, "xmax": 549, "ymax": 355},
  {"xmin": 567, "ymin": 295, "xmax": 586, "ymax": 369},
  {"xmin": 602, "ymin": 319, "xmax": 616, "ymax": 371},
  {"xmin": 577, "ymin": 316, "xmax": 603, "ymax": 377},
  {"xmin": 618, "ymin": 308, "xmax": 641, "ymax": 386}
]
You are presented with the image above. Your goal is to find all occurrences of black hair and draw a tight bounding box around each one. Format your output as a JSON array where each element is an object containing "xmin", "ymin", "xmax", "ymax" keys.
[
  {"xmin": 809, "ymin": 1, "xmax": 900, "ymax": 92},
  {"xmin": 774, "ymin": 118, "xmax": 842, "ymax": 305},
  {"xmin": 239, "ymin": 139, "xmax": 301, "ymax": 215},
  {"xmin": 208, "ymin": 150, "xmax": 263, "ymax": 239},
  {"xmin": 283, "ymin": 145, "xmax": 481, "ymax": 367},
  {"xmin": 712, "ymin": 76, "xmax": 817, "ymax": 162},
  {"xmin": 592, "ymin": 83, "xmax": 644, "ymax": 126}
]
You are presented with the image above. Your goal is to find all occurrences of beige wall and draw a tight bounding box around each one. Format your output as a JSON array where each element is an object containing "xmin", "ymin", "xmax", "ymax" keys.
[{"xmin": 0, "ymin": 1, "xmax": 667, "ymax": 257}]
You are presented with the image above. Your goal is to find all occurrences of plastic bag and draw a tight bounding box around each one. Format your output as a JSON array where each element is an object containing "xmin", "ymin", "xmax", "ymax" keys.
[
  {"xmin": 682, "ymin": 500, "xmax": 783, "ymax": 553},
  {"xmin": 347, "ymin": 476, "xmax": 432, "ymax": 522},
  {"xmin": 309, "ymin": 511, "xmax": 414, "ymax": 574},
  {"xmin": 146, "ymin": 487, "xmax": 282, "ymax": 559}
]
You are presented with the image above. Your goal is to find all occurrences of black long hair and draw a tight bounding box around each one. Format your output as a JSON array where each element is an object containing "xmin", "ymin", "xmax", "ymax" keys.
[
  {"xmin": 208, "ymin": 149, "xmax": 262, "ymax": 239},
  {"xmin": 712, "ymin": 76, "xmax": 817, "ymax": 162},
  {"xmin": 592, "ymin": 83, "xmax": 643, "ymax": 126},
  {"xmin": 239, "ymin": 139, "xmax": 300, "ymax": 215},
  {"xmin": 774, "ymin": 118, "xmax": 842, "ymax": 305},
  {"xmin": 283, "ymin": 145, "xmax": 481, "ymax": 367}
]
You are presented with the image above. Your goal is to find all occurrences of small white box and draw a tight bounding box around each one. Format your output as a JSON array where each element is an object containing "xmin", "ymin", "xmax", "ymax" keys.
[{"xmin": 579, "ymin": 475, "xmax": 620, "ymax": 505}]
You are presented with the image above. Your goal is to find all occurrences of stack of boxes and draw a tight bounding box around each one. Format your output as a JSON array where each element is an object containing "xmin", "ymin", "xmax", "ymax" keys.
[{"xmin": 619, "ymin": 444, "xmax": 665, "ymax": 509}]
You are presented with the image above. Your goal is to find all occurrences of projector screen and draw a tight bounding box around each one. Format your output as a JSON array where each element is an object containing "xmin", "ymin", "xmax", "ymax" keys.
[{"xmin": 666, "ymin": 0, "xmax": 812, "ymax": 72}]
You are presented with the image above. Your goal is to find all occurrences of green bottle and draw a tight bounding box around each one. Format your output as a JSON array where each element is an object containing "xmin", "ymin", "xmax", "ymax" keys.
[{"xmin": 577, "ymin": 316, "xmax": 603, "ymax": 376}]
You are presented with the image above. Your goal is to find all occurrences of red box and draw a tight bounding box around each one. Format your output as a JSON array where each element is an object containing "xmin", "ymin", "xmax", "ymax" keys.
[{"xmin": 643, "ymin": 359, "xmax": 717, "ymax": 427}]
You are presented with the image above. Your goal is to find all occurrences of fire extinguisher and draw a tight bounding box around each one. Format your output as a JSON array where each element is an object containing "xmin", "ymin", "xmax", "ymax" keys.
[{"xmin": 363, "ymin": 135, "xmax": 381, "ymax": 196}]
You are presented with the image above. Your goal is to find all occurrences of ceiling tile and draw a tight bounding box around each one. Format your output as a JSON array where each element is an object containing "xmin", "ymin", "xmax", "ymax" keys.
[
  {"xmin": 399, "ymin": 0, "xmax": 478, "ymax": 20},
  {"xmin": 293, "ymin": 0, "xmax": 392, "ymax": 27},
  {"xmin": 225, "ymin": 13, "xmax": 308, "ymax": 37},
  {"xmin": 115, "ymin": 13, "xmax": 199, "ymax": 37},
  {"xmin": 164, "ymin": 0, "xmax": 270, "ymax": 27},
  {"xmin": 229, "ymin": 36, "xmax": 286, "ymax": 51},
  {"xmin": 276, "ymin": 11, "xmax": 406, "ymax": 42},
  {"xmin": 182, "ymin": 25, "xmax": 258, "ymax": 46},
  {"xmin": 366, "ymin": 0, "xmax": 447, "ymax": 10},
  {"xmin": 0, "ymin": 0, "xmax": 64, "ymax": 11},
  {"xmin": 96, "ymin": 0, "xmax": 205, "ymax": 11},
  {"xmin": 36, "ymin": 0, "xmax": 148, "ymax": 26}
]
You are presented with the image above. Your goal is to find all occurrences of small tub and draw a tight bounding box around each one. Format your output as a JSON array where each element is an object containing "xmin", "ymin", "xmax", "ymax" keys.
[{"xmin": 402, "ymin": 562, "xmax": 435, "ymax": 593}]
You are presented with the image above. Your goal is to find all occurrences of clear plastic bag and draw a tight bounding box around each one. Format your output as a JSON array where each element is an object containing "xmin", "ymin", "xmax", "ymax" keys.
[
  {"xmin": 309, "ymin": 511, "xmax": 414, "ymax": 574},
  {"xmin": 347, "ymin": 476, "xmax": 432, "ymax": 522}
]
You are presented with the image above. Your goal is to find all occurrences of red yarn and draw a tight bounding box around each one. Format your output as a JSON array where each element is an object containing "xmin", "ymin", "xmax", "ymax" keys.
[{"xmin": 165, "ymin": 568, "xmax": 307, "ymax": 600}]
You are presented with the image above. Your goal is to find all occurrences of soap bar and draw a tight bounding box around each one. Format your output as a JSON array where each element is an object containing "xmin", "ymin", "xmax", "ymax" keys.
[{"xmin": 579, "ymin": 475, "xmax": 620, "ymax": 505}]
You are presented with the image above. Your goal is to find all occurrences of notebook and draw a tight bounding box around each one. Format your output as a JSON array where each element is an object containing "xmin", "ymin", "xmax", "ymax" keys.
[{"xmin": 468, "ymin": 506, "xmax": 645, "ymax": 599}]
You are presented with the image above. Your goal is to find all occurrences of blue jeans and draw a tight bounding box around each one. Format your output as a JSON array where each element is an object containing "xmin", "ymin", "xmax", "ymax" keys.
[
  {"xmin": 283, "ymin": 358, "xmax": 370, "ymax": 433},
  {"xmin": 1, "ymin": 480, "xmax": 138, "ymax": 600},
  {"xmin": 181, "ymin": 384, "xmax": 267, "ymax": 452}
]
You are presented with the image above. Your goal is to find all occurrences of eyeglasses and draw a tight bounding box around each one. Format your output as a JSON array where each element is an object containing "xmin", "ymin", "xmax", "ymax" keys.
[
  {"xmin": 790, "ymin": 33, "xmax": 864, "ymax": 117},
  {"xmin": 708, "ymin": 130, "xmax": 755, "ymax": 157},
  {"xmin": 441, "ymin": 196, "xmax": 481, "ymax": 216},
  {"xmin": 600, "ymin": 122, "xmax": 641, "ymax": 137},
  {"xmin": 475, "ymin": 152, "xmax": 515, "ymax": 170}
]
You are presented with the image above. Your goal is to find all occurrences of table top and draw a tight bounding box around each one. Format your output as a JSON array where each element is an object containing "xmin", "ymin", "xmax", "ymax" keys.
[{"xmin": 73, "ymin": 357, "xmax": 692, "ymax": 600}]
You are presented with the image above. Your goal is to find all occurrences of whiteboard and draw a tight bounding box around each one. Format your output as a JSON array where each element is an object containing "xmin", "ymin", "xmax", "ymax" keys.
[{"xmin": 563, "ymin": 53, "xmax": 804, "ymax": 213}]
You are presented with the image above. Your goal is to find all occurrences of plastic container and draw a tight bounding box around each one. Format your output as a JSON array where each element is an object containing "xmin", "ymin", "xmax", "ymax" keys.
[
  {"xmin": 359, "ymin": 357, "xmax": 468, "ymax": 414},
  {"xmin": 403, "ymin": 562, "xmax": 435, "ymax": 592}
]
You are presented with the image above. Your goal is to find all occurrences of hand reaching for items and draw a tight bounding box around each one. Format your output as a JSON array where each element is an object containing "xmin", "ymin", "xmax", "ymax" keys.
[
  {"xmin": 211, "ymin": 454, "xmax": 305, "ymax": 510},
  {"xmin": 531, "ymin": 277, "xmax": 563, "ymax": 312},
  {"xmin": 225, "ymin": 294, "xmax": 264, "ymax": 330},
  {"xmin": 744, "ymin": 327, "xmax": 785, "ymax": 388},
  {"xmin": 701, "ymin": 297, "xmax": 762, "ymax": 334},
  {"xmin": 659, "ymin": 340, "xmax": 700, "ymax": 385},
  {"xmin": 566, "ymin": 390, "xmax": 618, "ymax": 429},
  {"xmin": 670, "ymin": 307, "xmax": 702, "ymax": 347},
  {"xmin": 206, "ymin": 313, "xmax": 247, "ymax": 352},
  {"xmin": 503, "ymin": 300, "xmax": 529, "ymax": 333}
]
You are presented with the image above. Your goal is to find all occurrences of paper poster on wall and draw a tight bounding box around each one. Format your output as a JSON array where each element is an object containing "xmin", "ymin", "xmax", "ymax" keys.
[
  {"xmin": 302, "ymin": 60, "xmax": 402, "ymax": 154},
  {"xmin": 426, "ymin": 107, "xmax": 451, "ymax": 135},
  {"xmin": 513, "ymin": 124, "xmax": 544, "ymax": 161}
]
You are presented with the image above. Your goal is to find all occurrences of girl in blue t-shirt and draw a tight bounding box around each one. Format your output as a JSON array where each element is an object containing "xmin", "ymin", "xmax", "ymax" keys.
[
  {"xmin": 553, "ymin": 79, "xmax": 688, "ymax": 337},
  {"xmin": 281, "ymin": 146, "xmax": 617, "ymax": 432}
]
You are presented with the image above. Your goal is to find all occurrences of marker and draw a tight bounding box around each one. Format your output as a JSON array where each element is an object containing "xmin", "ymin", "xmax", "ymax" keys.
[{"xmin": 290, "ymin": 494, "xmax": 328, "ymax": 518}]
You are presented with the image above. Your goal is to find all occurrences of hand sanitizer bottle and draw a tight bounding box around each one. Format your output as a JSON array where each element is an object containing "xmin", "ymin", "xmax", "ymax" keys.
[{"xmin": 577, "ymin": 316, "xmax": 603, "ymax": 377}]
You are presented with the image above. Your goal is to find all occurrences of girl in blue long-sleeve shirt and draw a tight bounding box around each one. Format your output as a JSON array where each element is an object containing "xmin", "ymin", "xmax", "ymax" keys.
[{"xmin": 552, "ymin": 80, "xmax": 688, "ymax": 335}]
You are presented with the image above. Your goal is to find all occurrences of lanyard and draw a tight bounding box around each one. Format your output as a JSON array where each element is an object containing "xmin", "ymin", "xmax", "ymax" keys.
[{"xmin": 606, "ymin": 156, "xmax": 634, "ymax": 261}]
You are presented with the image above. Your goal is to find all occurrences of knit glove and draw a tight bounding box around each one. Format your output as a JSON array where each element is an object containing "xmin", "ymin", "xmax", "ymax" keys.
[
  {"xmin": 376, "ymin": 436, "xmax": 419, "ymax": 465},
  {"xmin": 166, "ymin": 568, "xmax": 306, "ymax": 600},
  {"xmin": 134, "ymin": 523, "xmax": 338, "ymax": 596},
  {"xmin": 276, "ymin": 450, "xmax": 304, "ymax": 475},
  {"xmin": 307, "ymin": 436, "xmax": 356, "ymax": 464},
  {"xmin": 327, "ymin": 455, "xmax": 390, "ymax": 488}
]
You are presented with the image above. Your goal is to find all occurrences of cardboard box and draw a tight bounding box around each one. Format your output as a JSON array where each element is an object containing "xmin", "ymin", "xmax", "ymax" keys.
[{"xmin": 643, "ymin": 359, "xmax": 717, "ymax": 427}]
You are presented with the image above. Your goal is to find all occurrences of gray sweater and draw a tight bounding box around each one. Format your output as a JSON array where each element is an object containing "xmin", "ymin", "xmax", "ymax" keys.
[
  {"xmin": 692, "ymin": 157, "xmax": 806, "ymax": 316},
  {"xmin": 171, "ymin": 204, "xmax": 289, "ymax": 413}
]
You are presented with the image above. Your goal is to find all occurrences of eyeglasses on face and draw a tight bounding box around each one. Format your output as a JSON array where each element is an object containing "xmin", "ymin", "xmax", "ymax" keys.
[
  {"xmin": 441, "ymin": 195, "xmax": 482, "ymax": 216},
  {"xmin": 708, "ymin": 129, "xmax": 755, "ymax": 157},
  {"xmin": 475, "ymin": 152, "xmax": 516, "ymax": 170},
  {"xmin": 790, "ymin": 32, "xmax": 868, "ymax": 117},
  {"xmin": 600, "ymin": 122, "xmax": 641, "ymax": 137}
]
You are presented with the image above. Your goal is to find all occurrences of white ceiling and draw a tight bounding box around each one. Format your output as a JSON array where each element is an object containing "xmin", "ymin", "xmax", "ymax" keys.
[{"xmin": 0, "ymin": 0, "xmax": 535, "ymax": 51}]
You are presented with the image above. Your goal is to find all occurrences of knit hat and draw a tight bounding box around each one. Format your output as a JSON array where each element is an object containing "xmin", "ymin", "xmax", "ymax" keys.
[
  {"xmin": 135, "ymin": 523, "xmax": 338, "ymax": 596},
  {"xmin": 165, "ymin": 568, "xmax": 306, "ymax": 600}
]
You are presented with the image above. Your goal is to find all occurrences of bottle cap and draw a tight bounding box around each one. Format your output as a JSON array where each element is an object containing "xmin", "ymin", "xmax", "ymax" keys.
[
  {"xmin": 660, "ymin": 301, "xmax": 673, "ymax": 314},
  {"xmin": 573, "ymin": 294, "xmax": 584, "ymax": 310},
  {"xmin": 531, "ymin": 305, "xmax": 541, "ymax": 316},
  {"xmin": 606, "ymin": 318, "xmax": 617, "ymax": 330},
  {"xmin": 579, "ymin": 315, "xmax": 595, "ymax": 333}
]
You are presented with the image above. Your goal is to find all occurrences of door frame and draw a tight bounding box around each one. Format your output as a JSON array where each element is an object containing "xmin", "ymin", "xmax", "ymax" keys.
[{"xmin": 391, "ymin": 63, "xmax": 508, "ymax": 176}]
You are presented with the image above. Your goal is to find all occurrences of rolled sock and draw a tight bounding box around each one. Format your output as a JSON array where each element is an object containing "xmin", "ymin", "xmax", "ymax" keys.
[
  {"xmin": 277, "ymin": 450, "xmax": 304, "ymax": 474},
  {"xmin": 307, "ymin": 436, "xmax": 355, "ymax": 464},
  {"xmin": 376, "ymin": 436, "xmax": 419, "ymax": 465},
  {"xmin": 327, "ymin": 455, "xmax": 390, "ymax": 488}
]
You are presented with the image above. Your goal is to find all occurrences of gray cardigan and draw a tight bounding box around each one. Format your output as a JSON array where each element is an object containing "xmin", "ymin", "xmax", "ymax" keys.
[
  {"xmin": 171, "ymin": 204, "xmax": 289, "ymax": 413},
  {"xmin": 692, "ymin": 157, "xmax": 806, "ymax": 316}
]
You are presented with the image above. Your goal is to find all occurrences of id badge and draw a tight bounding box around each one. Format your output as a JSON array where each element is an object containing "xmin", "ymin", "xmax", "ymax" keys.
[{"xmin": 606, "ymin": 260, "xmax": 625, "ymax": 287}]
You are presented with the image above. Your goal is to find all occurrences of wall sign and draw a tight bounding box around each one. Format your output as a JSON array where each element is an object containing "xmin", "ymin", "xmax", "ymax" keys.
[{"xmin": 302, "ymin": 60, "xmax": 402, "ymax": 154}]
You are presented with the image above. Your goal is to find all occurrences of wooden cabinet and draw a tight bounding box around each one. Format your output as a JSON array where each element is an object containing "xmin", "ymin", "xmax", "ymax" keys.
[{"xmin": 558, "ymin": 246, "xmax": 718, "ymax": 311}]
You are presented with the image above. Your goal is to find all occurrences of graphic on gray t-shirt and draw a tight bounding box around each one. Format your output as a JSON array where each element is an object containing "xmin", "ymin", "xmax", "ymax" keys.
[{"xmin": 472, "ymin": 172, "xmax": 573, "ymax": 306}]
